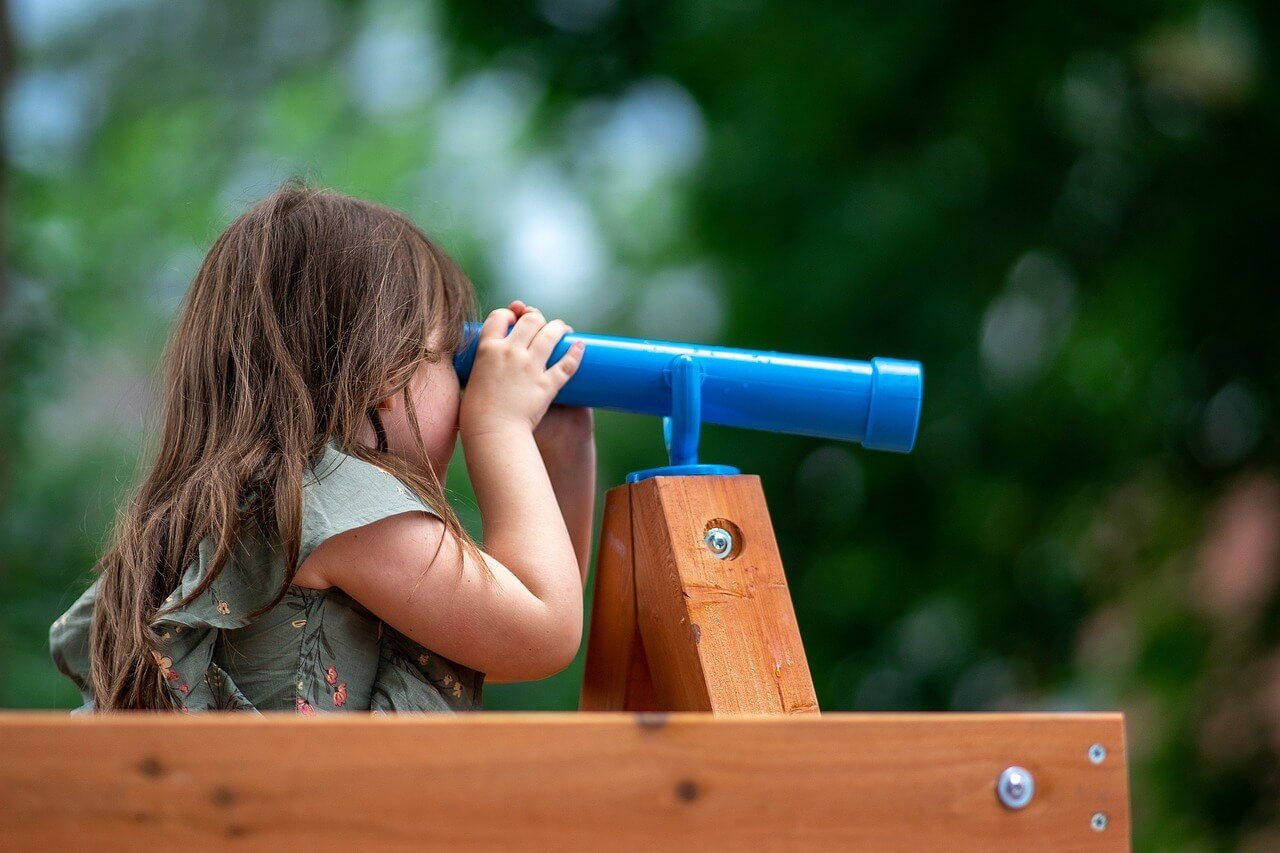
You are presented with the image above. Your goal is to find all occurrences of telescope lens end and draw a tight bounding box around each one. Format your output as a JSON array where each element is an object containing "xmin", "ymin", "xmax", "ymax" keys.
[{"xmin": 864, "ymin": 358, "xmax": 923, "ymax": 453}]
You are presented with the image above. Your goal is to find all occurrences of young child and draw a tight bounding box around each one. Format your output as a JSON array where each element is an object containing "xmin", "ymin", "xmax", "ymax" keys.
[{"xmin": 48, "ymin": 181, "xmax": 595, "ymax": 713}]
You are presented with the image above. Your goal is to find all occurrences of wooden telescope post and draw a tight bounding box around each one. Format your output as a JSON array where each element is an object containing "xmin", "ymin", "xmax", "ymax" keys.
[{"xmin": 580, "ymin": 473, "xmax": 818, "ymax": 714}]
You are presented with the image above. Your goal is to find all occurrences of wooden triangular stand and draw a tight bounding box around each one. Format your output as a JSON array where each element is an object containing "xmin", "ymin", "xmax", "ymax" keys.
[{"xmin": 581, "ymin": 473, "xmax": 818, "ymax": 714}]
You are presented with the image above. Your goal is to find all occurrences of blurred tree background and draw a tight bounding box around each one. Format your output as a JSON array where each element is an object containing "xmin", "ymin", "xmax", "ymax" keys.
[{"xmin": 1, "ymin": 0, "xmax": 1277, "ymax": 847}]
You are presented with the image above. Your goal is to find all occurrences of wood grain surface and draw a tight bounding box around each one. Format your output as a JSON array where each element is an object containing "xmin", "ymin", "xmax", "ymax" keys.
[
  {"xmin": 582, "ymin": 475, "xmax": 819, "ymax": 714},
  {"xmin": 579, "ymin": 485, "xmax": 657, "ymax": 711},
  {"xmin": 0, "ymin": 711, "xmax": 1130, "ymax": 851}
]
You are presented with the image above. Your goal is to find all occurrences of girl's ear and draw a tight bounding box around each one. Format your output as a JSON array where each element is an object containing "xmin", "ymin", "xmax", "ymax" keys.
[
  {"xmin": 378, "ymin": 360, "xmax": 429, "ymax": 413},
  {"xmin": 373, "ymin": 368, "xmax": 411, "ymax": 412}
]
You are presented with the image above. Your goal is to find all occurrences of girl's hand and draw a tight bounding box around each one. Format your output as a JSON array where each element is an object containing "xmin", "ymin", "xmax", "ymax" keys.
[
  {"xmin": 459, "ymin": 301, "xmax": 585, "ymax": 436},
  {"xmin": 500, "ymin": 301, "xmax": 595, "ymax": 460}
]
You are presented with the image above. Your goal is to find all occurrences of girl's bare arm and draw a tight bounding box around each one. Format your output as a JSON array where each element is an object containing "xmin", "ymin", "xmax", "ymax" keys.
[
  {"xmin": 302, "ymin": 308, "xmax": 588, "ymax": 681},
  {"xmin": 542, "ymin": 434, "xmax": 596, "ymax": 586}
]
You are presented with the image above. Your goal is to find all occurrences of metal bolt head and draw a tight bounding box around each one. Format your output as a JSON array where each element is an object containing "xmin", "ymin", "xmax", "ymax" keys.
[
  {"xmin": 1089, "ymin": 743, "xmax": 1107, "ymax": 764},
  {"xmin": 996, "ymin": 765, "xmax": 1035, "ymax": 809},
  {"xmin": 1091, "ymin": 812, "xmax": 1108, "ymax": 831},
  {"xmin": 704, "ymin": 527, "xmax": 733, "ymax": 559}
]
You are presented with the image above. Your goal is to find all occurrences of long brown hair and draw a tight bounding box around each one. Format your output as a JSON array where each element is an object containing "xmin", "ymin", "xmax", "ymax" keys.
[{"xmin": 89, "ymin": 180, "xmax": 486, "ymax": 710}]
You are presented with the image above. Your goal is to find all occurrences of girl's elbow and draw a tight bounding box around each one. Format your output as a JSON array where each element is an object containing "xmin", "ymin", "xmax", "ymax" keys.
[
  {"xmin": 548, "ymin": 622, "xmax": 584, "ymax": 675},
  {"xmin": 528, "ymin": 622, "xmax": 582, "ymax": 679},
  {"xmin": 507, "ymin": 616, "xmax": 582, "ymax": 681}
]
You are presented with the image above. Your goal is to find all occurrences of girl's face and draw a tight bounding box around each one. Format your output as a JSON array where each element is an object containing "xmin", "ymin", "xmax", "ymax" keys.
[{"xmin": 360, "ymin": 329, "xmax": 461, "ymax": 485}]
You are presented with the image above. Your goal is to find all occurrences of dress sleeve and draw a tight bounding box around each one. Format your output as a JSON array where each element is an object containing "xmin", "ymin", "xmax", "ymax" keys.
[
  {"xmin": 297, "ymin": 442, "xmax": 443, "ymax": 571},
  {"xmin": 48, "ymin": 575, "xmax": 100, "ymax": 714}
]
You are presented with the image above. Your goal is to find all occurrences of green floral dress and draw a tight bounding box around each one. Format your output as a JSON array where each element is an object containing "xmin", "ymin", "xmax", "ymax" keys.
[{"xmin": 48, "ymin": 439, "xmax": 484, "ymax": 714}]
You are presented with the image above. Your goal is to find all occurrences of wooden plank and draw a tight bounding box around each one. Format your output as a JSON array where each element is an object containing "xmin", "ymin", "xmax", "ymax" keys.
[
  {"xmin": 579, "ymin": 485, "xmax": 659, "ymax": 711},
  {"xmin": 0, "ymin": 712, "xmax": 1130, "ymax": 851},
  {"xmin": 631, "ymin": 475, "xmax": 819, "ymax": 714}
]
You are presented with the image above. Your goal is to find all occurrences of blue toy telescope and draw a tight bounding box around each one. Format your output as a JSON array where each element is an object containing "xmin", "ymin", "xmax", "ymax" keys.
[{"xmin": 454, "ymin": 321, "xmax": 922, "ymax": 483}]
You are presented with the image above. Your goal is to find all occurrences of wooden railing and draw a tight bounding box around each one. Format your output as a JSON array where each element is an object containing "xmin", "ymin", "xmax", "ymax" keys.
[{"xmin": 0, "ymin": 711, "xmax": 1128, "ymax": 849}]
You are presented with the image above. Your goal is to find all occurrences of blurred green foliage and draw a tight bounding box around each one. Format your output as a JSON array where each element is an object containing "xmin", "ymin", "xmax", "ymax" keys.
[{"xmin": 2, "ymin": 0, "xmax": 1278, "ymax": 847}]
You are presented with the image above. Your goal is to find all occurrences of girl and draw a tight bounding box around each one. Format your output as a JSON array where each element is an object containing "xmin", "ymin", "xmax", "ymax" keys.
[{"xmin": 48, "ymin": 181, "xmax": 595, "ymax": 713}]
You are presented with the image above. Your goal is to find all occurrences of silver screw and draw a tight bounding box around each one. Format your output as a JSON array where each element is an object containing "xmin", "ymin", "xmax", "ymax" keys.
[
  {"xmin": 1091, "ymin": 812, "xmax": 1108, "ymax": 831},
  {"xmin": 704, "ymin": 527, "xmax": 733, "ymax": 559},
  {"xmin": 996, "ymin": 766, "xmax": 1035, "ymax": 810},
  {"xmin": 1089, "ymin": 743, "xmax": 1107, "ymax": 764}
]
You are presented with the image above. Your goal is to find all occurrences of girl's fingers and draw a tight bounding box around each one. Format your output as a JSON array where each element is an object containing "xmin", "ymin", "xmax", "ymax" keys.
[
  {"xmin": 480, "ymin": 307, "xmax": 516, "ymax": 341},
  {"xmin": 529, "ymin": 319, "xmax": 570, "ymax": 364},
  {"xmin": 507, "ymin": 308, "xmax": 545, "ymax": 346},
  {"xmin": 553, "ymin": 340, "xmax": 585, "ymax": 385}
]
